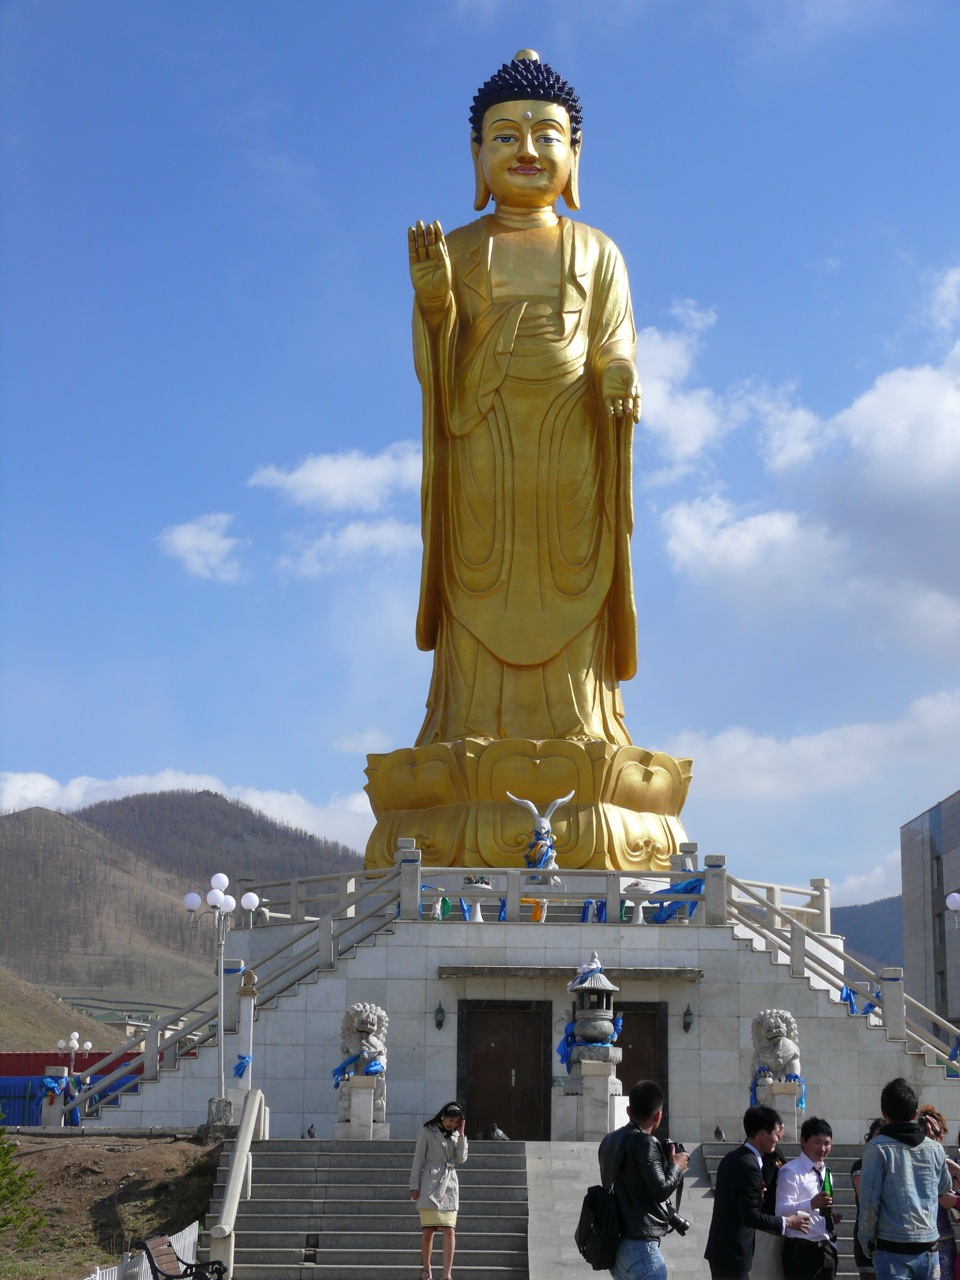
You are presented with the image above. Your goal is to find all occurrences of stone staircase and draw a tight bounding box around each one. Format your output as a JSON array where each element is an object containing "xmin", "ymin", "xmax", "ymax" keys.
[
  {"xmin": 205, "ymin": 1137, "xmax": 529, "ymax": 1279},
  {"xmin": 702, "ymin": 1143, "xmax": 863, "ymax": 1277}
]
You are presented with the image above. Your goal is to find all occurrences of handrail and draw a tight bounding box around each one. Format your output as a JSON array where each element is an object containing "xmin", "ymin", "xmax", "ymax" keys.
[
  {"xmin": 68, "ymin": 1001, "xmax": 221, "ymax": 1117},
  {"xmin": 209, "ymin": 1088, "xmax": 267, "ymax": 1276},
  {"xmin": 724, "ymin": 877, "xmax": 960, "ymax": 1066}
]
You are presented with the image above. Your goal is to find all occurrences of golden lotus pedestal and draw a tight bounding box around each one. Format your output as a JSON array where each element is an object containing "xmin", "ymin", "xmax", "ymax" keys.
[{"xmin": 364, "ymin": 738, "xmax": 691, "ymax": 872}]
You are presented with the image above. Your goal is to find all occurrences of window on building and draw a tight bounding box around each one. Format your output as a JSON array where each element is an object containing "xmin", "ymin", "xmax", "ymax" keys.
[
  {"xmin": 933, "ymin": 856, "xmax": 943, "ymax": 889},
  {"xmin": 936, "ymin": 970, "xmax": 946, "ymax": 1004},
  {"xmin": 935, "ymin": 913, "xmax": 946, "ymax": 946}
]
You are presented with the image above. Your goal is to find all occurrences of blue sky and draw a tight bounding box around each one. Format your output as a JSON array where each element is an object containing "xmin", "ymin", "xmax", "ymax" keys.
[{"xmin": 2, "ymin": 0, "xmax": 959, "ymax": 905}]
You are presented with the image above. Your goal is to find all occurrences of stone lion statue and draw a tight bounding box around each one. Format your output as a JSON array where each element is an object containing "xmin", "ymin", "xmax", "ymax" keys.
[
  {"xmin": 336, "ymin": 1001, "xmax": 388, "ymax": 1124},
  {"xmin": 751, "ymin": 1008, "xmax": 801, "ymax": 1079}
]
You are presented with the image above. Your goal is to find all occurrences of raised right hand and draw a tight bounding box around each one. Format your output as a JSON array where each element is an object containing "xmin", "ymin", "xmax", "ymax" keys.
[
  {"xmin": 668, "ymin": 1145, "xmax": 689, "ymax": 1172},
  {"xmin": 409, "ymin": 219, "xmax": 452, "ymax": 314}
]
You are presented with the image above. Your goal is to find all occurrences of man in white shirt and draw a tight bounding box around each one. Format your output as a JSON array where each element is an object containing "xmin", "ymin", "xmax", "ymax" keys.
[{"xmin": 776, "ymin": 1116, "xmax": 839, "ymax": 1280}]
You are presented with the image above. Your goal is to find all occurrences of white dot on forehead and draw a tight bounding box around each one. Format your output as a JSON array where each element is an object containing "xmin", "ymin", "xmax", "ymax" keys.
[{"xmin": 522, "ymin": 110, "xmax": 533, "ymax": 120}]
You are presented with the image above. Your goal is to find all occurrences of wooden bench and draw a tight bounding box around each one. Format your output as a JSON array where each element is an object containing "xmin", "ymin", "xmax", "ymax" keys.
[{"xmin": 135, "ymin": 1236, "xmax": 226, "ymax": 1280}]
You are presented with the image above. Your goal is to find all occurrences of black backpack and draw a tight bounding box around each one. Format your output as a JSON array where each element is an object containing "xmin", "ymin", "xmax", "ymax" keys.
[
  {"xmin": 575, "ymin": 1182, "xmax": 621, "ymax": 1271},
  {"xmin": 575, "ymin": 1128, "xmax": 626, "ymax": 1270}
]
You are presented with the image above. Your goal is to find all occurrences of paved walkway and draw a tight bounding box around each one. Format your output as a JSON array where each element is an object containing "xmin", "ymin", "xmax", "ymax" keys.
[{"xmin": 527, "ymin": 1141, "xmax": 715, "ymax": 1279}]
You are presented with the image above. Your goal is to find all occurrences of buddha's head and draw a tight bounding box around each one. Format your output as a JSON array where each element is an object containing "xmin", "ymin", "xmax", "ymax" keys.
[{"xmin": 470, "ymin": 51, "xmax": 582, "ymax": 212}]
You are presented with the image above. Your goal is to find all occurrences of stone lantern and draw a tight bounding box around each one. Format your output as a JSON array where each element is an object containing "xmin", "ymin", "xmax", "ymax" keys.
[
  {"xmin": 565, "ymin": 951, "xmax": 622, "ymax": 1141},
  {"xmin": 569, "ymin": 949, "xmax": 619, "ymax": 1044}
]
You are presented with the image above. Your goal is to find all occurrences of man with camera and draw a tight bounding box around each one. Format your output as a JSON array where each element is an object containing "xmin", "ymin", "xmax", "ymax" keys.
[{"xmin": 598, "ymin": 1079, "xmax": 690, "ymax": 1280}]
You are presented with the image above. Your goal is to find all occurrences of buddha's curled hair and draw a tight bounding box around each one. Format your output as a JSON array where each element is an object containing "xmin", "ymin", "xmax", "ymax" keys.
[{"xmin": 470, "ymin": 55, "xmax": 582, "ymax": 142}]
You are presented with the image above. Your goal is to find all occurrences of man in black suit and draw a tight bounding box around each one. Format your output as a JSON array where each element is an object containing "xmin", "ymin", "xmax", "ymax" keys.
[{"xmin": 705, "ymin": 1104, "xmax": 810, "ymax": 1280}]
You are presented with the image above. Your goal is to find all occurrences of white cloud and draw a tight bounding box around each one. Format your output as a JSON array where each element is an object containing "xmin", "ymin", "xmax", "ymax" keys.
[
  {"xmin": 926, "ymin": 264, "xmax": 960, "ymax": 332},
  {"xmin": 281, "ymin": 518, "xmax": 420, "ymax": 577},
  {"xmin": 636, "ymin": 301, "xmax": 752, "ymax": 475},
  {"xmin": 751, "ymin": 386, "xmax": 829, "ymax": 472},
  {"xmin": 756, "ymin": 342, "xmax": 960, "ymax": 491},
  {"xmin": 662, "ymin": 494, "xmax": 839, "ymax": 586},
  {"xmin": 666, "ymin": 687, "xmax": 960, "ymax": 803},
  {"xmin": 831, "ymin": 344, "xmax": 960, "ymax": 492},
  {"xmin": 0, "ymin": 769, "xmax": 374, "ymax": 852},
  {"xmin": 249, "ymin": 441, "xmax": 421, "ymax": 512},
  {"xmin": 333, "ymin": 728, "xmax": 392, "ymax": 754},
  {"xmin": 832, "ymin": 849, "xmax": 901, "ymax": 907},
  {"xmin": 157, "ymin": 513, "xmax": 244, "ymax": 582}
]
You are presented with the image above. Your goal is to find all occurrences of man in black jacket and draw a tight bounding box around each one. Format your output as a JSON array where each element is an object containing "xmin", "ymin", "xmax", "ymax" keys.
[
  {"xmin": 704, "ymin": 1104, "xmax": 810, "ymax": 1280},
  {"xmin": 598, "ymin": 1080, "xmax": 689, "ymax": 1280}
]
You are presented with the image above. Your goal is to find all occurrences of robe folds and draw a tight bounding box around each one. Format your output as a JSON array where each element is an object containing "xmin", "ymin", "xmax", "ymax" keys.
[{"xmin": 414, "ymin": 215, "xmax": 639, "ymax": 747}]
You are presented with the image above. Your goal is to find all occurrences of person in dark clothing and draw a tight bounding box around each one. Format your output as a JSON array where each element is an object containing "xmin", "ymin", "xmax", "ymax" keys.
[
  {"xmin": 598, "ymin": 1079, "xmax": 689, "ymax": 1280},
  {"xmin": 704, "ymin": 1104, "xmax": 810, "ymax": 1280}
]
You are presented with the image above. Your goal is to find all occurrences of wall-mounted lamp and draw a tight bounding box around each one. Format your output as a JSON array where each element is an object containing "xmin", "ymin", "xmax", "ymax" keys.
[
  {"xmin": 435, "ymin": 1001, "xmax": 446, "ymax": 1030},
  {"xmin": 682, "ymin": 1004, "xmax": 694, "ymax": 1033},
  {"xmin": 947, "ymin": 892, "xmax": 960, "ymax": 928}
]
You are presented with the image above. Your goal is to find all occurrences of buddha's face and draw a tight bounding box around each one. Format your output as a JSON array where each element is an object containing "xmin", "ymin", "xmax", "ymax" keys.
[{"xmin": 477, "ymin": 98, "xmax": 576, "ymax": 208}]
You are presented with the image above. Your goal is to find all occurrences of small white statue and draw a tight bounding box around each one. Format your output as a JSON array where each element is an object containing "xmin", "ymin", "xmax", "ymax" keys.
[
  {"xmin": 335, "ymin": 1001, "xmax": 389, "ymax": 1124},
  {"xmin": 751, "ymin": 1008, "xmax": 801, "ymax": 1080},
  {"xmin": 507, "ymin": 789, "xmax": 574, "ymax": 883}
]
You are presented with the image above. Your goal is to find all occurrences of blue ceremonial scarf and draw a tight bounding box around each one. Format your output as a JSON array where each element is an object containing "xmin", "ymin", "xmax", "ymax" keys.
[
  {"xmin": 648, "ymin": 877, "xmax": 705, "ymax": 923},
  {"xmin": 233, "ymin": 1054, "xmax": 252, "ymax": 1079},
  {"xmin": 555, "ymin": 1014, "xmax": 623, "ymax": 1074}
]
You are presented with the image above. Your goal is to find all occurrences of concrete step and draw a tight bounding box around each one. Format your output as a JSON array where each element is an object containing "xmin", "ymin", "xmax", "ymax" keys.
[
  {"xmin": 217, "ymin": 1167, "xmax": 527, "ymax": 1182},
  {"xmin": 223, "ymin": 1211, "xmax": 528, "ymax": 1233},
  {"xmin": 230, "ymin": 1264, "xmax": 527, "ymax": 1274},
  {"xmin": 221, "ymin": 1198, "xmax": 529, "ymax": 1218},
  {"xmin": 234, "ymin": 1244, "xmax": 525, "ymax": 1267},
  {"xmin": 227, "ymin": 1229, "xmax": 526, "ymax": 1250},
  {"xmin": 212, "ymin": 1136, "xmax": 529, "ymax": 1280},
  {"xmin": 232, "ymin": 1138, "xmax": 524, "ymax": 1155},
  {"xmin": 228, "ymin": 1150, "xmax": 525, "ymax": 1169}
]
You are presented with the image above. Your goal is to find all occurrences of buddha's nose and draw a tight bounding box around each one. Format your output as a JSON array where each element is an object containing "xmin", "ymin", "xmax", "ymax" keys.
[{"xmin": 518, "ymin": 129, "xmax": 537, "ymax": 159}]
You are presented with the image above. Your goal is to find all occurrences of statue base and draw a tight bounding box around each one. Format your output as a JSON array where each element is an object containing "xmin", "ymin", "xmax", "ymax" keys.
[{"xmin": 364, "ymin": 737, "xmax": 691, "ymax": 871}]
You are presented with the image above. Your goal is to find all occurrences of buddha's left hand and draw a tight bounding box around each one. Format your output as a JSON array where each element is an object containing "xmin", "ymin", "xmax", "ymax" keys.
[{"xmin": 602, "ymin": 360, "xmax": 641, "ymax": 425}]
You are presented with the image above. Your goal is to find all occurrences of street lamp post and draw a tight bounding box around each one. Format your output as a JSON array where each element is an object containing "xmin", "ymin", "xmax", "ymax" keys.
[
  {"xmin": 184, "ymin": 874, "xmax": 260, "ymax": 1119},
  {"xmin": 57, "ymin": 1031, "xmax": 93, "ymax": 1077}
]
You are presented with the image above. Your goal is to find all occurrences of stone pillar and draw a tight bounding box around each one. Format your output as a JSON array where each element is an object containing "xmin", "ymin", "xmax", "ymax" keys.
[
  {"xmin": 810, "ymin": 879, "xmax": 831, "ymax": 935},
  {"xmin": 349, "ymin": 1073, "xmax": 376, "ymax": 1139},
  {"xmin": 399, "ymin": 849, "xmax": 422, "ymax": 921},
  {"xmin": 756, "ymin": 1079, "xmax": 801, "ymax": 1142},
  {"xmin": 880, "ymin": 967, "xmax": 906, "ymax": 1041},
  {"xmin": 704, "ymin": 855, "xmax": 727, "ymax": 926},
  {"xmin": 231, "ymin": 971, "xmax": 257, "ymax": 1095},
  {"xmin": 41, "ymin": 1067, "xmax": 67, "ymax": 1128},
  {"xmin": 567, "ymin": 1046, "xmax": 622, "ymax": 1142}
]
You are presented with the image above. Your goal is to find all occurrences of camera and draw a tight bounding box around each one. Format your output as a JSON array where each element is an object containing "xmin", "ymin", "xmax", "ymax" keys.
[
  {"xmin": 657, "ymin": 1138, "xmax": 689, "ymax": 1235},
  {"xmin": 667, "ymin": 1210, "xmax": 691, "ymax": 1236}
]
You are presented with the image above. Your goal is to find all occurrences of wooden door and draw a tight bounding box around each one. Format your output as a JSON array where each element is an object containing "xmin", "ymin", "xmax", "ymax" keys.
[
  {"xmin": 615, "ymin": 1001, "xmax": 670, "ymax": 1133},
  {"xmin": 458, "ymin": 1000, "xmax": 551, "ymax": 1141}
]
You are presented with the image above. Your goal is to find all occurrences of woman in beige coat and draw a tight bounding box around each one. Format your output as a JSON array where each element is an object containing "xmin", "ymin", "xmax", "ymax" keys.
[{"xmin": 409, "ymin": 1101, "xmax": 469, "ymax": 1280}]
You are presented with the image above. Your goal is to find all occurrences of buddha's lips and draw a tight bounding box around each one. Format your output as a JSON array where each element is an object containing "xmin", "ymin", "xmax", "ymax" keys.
[{"xmin": 511, "ymin": 165, "xmax": 542, "ymax": 175}]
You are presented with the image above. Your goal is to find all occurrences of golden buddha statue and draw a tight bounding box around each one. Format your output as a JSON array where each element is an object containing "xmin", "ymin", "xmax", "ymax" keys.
[{"xmin": 365, "ymin": 52, "xmax": 691, "ymax": 870}]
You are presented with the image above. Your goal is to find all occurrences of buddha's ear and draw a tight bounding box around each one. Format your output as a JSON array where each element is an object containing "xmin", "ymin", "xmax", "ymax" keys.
[
  {"xmin": 562, "ymin": 136, "xmax": 581, "ymax": 211},
  {"xmin": 471, "ymin": 140, "xmax": 491, "ymax": 211}
]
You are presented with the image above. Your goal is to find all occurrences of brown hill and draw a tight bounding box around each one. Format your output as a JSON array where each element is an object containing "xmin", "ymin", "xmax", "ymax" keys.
[
  {"xmin": 76, "ymin": 788, "xmax": 362, "ymax": 882},
  {"xmin": 1, "ymin": 792, "xmax": 363, "ymax": 1014},
  {"xmin": 0, "ymin": 807, "xmax": 215, "ymax": 1009},
  {"xmin": 0, "ymin": 960, "xmax": 123, "ymax": 1052}
]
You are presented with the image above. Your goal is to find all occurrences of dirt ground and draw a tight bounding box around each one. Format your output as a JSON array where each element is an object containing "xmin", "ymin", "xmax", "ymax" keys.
[{"xmin": 0, "ymin": 1132, "xmax": 222, "ymax": 1280}]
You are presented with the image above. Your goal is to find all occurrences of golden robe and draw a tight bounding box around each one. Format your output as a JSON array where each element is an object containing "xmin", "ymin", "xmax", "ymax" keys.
[{"xmin": 414, "ymin": 215, "xmax": 638, "ymax": 747}]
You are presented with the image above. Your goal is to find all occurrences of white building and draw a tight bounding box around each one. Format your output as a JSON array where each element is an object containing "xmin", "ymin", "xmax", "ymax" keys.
[{"xmin": 62, "ymin": 850, "xmax": 960, "ymax": 1144}]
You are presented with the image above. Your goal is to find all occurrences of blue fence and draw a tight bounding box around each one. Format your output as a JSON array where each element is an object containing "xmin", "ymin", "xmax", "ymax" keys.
[{"xmin": 0, "ymin": 1074, "xmax": 140, "ymax": 1126}]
